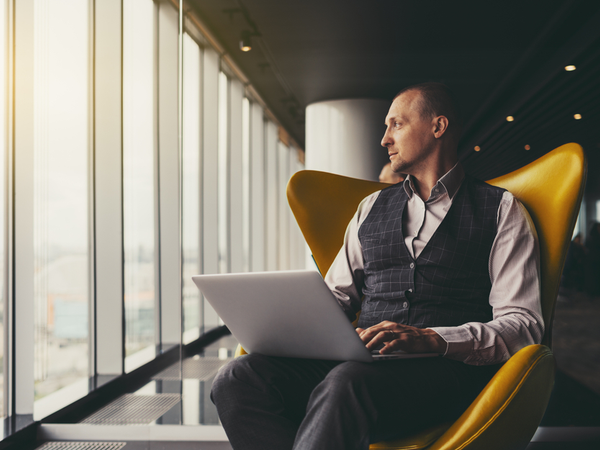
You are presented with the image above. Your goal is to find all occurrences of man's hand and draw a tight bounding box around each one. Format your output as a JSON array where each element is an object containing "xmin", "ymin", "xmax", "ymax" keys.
[{"xmin": 356, "ymin": 321, "xmax": 447, "ymax": 354}]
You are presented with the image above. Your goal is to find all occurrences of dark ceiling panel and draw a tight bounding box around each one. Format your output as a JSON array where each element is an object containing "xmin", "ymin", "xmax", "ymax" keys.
[{"xmin": 188, "ymin": 0, "xmax": 600, "ymax": 187}]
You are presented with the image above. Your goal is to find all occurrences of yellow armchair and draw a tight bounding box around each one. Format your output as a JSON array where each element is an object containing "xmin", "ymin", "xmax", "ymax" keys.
[{"xmin": 237, "ymin": 143, "xmax": 587, "ymax": 449}]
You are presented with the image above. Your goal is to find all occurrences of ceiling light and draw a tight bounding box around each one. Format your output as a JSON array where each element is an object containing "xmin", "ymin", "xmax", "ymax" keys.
[
  {"xmin": 565, "ymin": 65, "xmax": 576, "ymax": 71},
  {"xmin": 574, "ymin": 114, "xmax": 582, "ymax": 120},
  {"xmin": 506, "ymin": 116, "xmax": 514, "ymax": 122},
  {"xmin": 474, "ymin": 146, "xmax": 481, "ymax": 152},
  {"xmin": 524, "ymin": 145, "xmax": 531, "ymax": 150},
  {"xmin": 240, "ymin": 31, "xmax": 252, "ymax": 52}
]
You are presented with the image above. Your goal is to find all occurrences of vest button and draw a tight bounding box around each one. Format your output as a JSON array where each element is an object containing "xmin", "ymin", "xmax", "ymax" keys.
[
  {"xmin": 408, "ymin": 288, "xmax": 413, "ymax": 293},
  {"xmin": 403, "ymin": 301, "xmax": 409, "ymax": 308},
  {"xmin": 409, "ymin": 262, "xmax": 415, "ymax": 269}
]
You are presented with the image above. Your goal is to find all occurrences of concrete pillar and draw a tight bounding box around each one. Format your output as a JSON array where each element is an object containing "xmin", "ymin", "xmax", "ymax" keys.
[{"xmin": 305, "ymin": 99, "xmax": 391, "ymax": 181}]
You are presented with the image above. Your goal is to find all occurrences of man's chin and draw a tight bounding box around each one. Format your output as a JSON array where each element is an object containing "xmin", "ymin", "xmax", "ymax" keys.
[{"xmin": 391, "ymin": 161, "xmax": 408, "ymax": 174}]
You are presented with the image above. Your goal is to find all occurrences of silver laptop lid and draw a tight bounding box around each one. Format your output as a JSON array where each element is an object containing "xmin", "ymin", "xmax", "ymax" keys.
[{"xmin": 192, "ymin": 270, "xmax": 374, "ymax": 362}]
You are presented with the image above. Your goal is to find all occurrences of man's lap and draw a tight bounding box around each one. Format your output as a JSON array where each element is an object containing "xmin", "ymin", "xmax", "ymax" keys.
[{"xmin": 213, "ymin": 353, "xmax": 499, "ymax": 440}]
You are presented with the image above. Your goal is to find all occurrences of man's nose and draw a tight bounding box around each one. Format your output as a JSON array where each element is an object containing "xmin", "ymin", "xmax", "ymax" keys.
[{"xmin": 381, "ymin": 131, "xmax": 392, "ymax": 147}]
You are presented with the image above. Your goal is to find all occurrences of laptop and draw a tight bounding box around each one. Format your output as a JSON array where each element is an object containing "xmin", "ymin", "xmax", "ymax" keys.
[{"xmin": 192, "ymin": 270, "xmax": 439, "ymax": 363}]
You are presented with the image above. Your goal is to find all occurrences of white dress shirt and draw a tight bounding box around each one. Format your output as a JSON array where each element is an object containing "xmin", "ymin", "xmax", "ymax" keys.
[{"xmin": 324, "ymin": 163, "xmax": 544, "ymax": 365}]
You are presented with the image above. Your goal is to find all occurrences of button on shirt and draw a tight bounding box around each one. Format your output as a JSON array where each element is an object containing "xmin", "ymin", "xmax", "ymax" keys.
[{"xmin": 324, "ymin": 163, "xmax": 544, "ymax": 365}]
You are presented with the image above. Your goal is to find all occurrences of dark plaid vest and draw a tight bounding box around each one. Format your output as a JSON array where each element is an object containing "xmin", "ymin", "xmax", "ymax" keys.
[{"xmin": 356, "ymin": 176, "xmax": 506, "ymax": 329}]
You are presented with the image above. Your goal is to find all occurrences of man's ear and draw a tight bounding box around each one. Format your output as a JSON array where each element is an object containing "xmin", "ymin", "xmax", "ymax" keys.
[{"xmin": 433, "ymin": 116, "xmax": 449, "ymax": 139}]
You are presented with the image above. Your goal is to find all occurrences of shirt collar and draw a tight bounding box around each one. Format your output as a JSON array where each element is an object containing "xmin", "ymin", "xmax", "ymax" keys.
[{"xmin": 402, "ymin": 162, "xmax": 465, "ymax": 201}]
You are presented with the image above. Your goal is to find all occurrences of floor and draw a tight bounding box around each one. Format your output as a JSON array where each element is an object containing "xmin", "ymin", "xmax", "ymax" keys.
[{"xmin": 29, "ymin": 288, "xmax": 600, "ymax": 449}]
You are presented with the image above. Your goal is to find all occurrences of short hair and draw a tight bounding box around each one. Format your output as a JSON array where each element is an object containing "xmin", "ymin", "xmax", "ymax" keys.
[{"xmin": 394, "ymin": 82, "xmax": 463, "ymax": 140}]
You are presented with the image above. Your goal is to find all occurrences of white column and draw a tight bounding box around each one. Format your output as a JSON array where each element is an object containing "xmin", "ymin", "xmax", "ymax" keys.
[{"xmin": 305, "ymin": 99, "xmax": 390, "ymax": 181}]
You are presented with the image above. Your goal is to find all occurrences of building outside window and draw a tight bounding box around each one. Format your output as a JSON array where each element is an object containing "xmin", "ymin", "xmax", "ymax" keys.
[
  {"xmin": 123, "ymin": 0, "xmax": 158, "ymax": 372},
  {"xmin": 32, "ymin": 0, "xmax": 91, "ymax": 405}
]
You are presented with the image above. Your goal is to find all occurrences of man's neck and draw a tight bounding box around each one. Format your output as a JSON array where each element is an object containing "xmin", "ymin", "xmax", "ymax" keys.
[{"xmin": 410, "ymin": 159, "xmax": 458, "ymax": 201}]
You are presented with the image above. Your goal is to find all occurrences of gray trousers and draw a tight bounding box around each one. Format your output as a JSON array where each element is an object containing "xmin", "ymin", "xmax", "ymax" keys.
[{"xmin": 211, "ymin": 354, "xmax": 499, "ymax": 450}]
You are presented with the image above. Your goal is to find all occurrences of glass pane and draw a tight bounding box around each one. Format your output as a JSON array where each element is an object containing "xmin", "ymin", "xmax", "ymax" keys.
[
  {"xmin": 33, "ymin": 0, "xmax": 90, "ymax": 405},
  {"xmin": 242, "ymin": 98, "xmax": 250, "ymax": 272},
  {"xmin": 265, "ymin": 121, "xmax": 278, "ymax": 270},
  {"xmin": 277, "ymin": 142, "xmax": 290, "ymax": 270},
  {"xmin": 182, "ymin": 33, "xmax": 201, "ymax": 344},
  {"xmin": 218, "ymin": 72, "xmax": 229, "ymax": 274},
  {"xmin": 249, "ymin": 104, "xmax": 265, "ymax": 272},
  {"xmin": 0, "ymin": 0, "xmax": 7, "ymax": 419},
  {"xmin": 123, "ymin": 0, "xmax": 157, "ymax": 372}
]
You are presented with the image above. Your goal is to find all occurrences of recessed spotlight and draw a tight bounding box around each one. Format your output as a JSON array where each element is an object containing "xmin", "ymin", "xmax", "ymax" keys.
[
  {"xmin": 565, "ymin": 65, "xmax": 576, "ymax": 71},
  {"xmin": 474, "ymin": 146, "xmax": 481, "ymax": 152},
  {"xmin": 506, "ymin": 116, "xmax": 514, "ymax": 122},
  {"xmin": 524, "ymin": 145, "xmax": 531, "ymax": 150},
  {"xmin": 574, "ymin": 114, "xmax": 582, "ymax": 120}
]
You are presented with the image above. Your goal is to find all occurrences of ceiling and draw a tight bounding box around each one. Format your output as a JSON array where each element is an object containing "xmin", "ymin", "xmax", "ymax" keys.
[{"xmin": 187, "ymin": 0, "xmax": 600, "ymax": 186}]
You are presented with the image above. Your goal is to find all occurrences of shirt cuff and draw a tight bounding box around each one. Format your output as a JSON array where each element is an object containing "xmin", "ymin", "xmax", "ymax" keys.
[{"xmin": 428, "ymin": 326, "xmax": 473, "ymax": 360}]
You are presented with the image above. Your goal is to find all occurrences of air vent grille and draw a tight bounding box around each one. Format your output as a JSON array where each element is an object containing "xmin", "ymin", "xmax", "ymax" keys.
[
  {"xmin": 80, "ymin": 394, "xmax": 180, "ymax": 425},
  {"xmin": 35, "ymin": 443, "xmax": 126, "ymax": 450}
]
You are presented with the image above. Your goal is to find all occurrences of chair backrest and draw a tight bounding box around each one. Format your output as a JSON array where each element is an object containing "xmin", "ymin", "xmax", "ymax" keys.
[{"xmin": 287, "ymin": 143, "xmax": 586, "ymax": 346}]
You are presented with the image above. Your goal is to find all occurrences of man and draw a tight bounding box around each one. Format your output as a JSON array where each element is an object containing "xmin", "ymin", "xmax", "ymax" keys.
[
  {"xmin": 378, "ymin": 162, "xmax": 404, "ymax": 184},
  {"xmin": 211, "ymin": 83, "xmax": 543, "ymax": 450}
]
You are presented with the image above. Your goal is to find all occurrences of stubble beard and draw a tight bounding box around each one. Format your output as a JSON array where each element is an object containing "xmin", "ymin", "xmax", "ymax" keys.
[{"xmin": 391, "ymin": 156, "xmax": 410, "ymax": 175}]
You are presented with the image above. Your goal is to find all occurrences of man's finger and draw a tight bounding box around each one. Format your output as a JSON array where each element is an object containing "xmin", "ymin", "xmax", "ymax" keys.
[
  {"xmin": 358, "ymin": 323, "xmax": 397, "ymax": 343},
  {"xmin": 365, "ymin": 330, "xmax": 397, "ymax": 350}
]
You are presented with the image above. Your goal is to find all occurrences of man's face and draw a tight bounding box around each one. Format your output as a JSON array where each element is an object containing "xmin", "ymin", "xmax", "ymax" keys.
[{"xmin": 381, "ymin": 91, "xmax": 436, "ymax": 175}]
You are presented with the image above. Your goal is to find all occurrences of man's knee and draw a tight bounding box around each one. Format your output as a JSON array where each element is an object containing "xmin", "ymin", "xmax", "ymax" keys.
[
  {"xmin": 211, "ymin": 353, "xmax": 278, "ymax": 398},
  {"xmin": 211, "ymin": 354, "xmax": 265, "ymax": 402},
  {"xmin": 312, "ymin": 361, "xmax": 374, "ymax": 401}
]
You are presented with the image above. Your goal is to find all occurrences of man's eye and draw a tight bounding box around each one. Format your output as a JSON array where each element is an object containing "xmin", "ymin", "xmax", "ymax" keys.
[{"xmin": 394, "ymin": 122, "xmax": 401, "ymax": 128}]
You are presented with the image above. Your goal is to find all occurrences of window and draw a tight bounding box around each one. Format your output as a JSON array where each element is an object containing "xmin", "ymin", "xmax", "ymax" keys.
[
  {"xmin": 265, "ymin": 121, "xmax": 279, "ymax": 270},
  {"xmin": 123, "ymin": 0, "xmax": 157, "ymax": 371},
  {"xmin": 249, "ymin": 102, "xmax": 266, "ymax": 272},
  {"xmin": 32, "ymin": 0, "xmax": 91, "ymax": 407},
  {"xmin": 0, "ymin": 0, "xmax": 7, "ymax": 419},
  {"xmin": 277, "ymin": 141, "xmax": 290, "ymax": 270},
  {"xmin": 218, "ymin": 72, "xmax": 230, "ymax": 274},
  {"xmin": 242, "ymin": 98, "xmax": 251, "ymax": 272},
  {"xmin": 182, "ymin": 32, "xmax": 202, "ymax": 344},
  {"xmin": 0, "ymin": 0, "xmax": 306, "ymax": 424}
]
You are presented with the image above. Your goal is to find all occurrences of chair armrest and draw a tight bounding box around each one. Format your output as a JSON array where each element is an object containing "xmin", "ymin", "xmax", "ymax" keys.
[{"xmin": 429, "ymin": 344, "xmax": 555, "ymax": 450}]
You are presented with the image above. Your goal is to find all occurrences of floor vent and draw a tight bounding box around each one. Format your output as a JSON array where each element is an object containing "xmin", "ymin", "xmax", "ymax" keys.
[
  {"xmin": 152, "ymin": 357, "xmax": 231, "ymax": 381},
  {"xmin": 80, "ymin": 394, "xmax": 181, "ymax": 425},
  {"xmin": 35, "ymin": 443, "xmax": 126, "ymax": 450}
]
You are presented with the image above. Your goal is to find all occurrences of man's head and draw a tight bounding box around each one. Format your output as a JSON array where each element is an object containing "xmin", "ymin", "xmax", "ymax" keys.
[
  {"xmin": 379, "ymin": 162, "xmax": 404, "ymax": 184},
  {"xmin": 381, "ymin": 83, "xmax": 461, "ymax": 177},
  {"xmin": 393, "ymin": 83, "xmax": 462, "ymax": 142}
]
